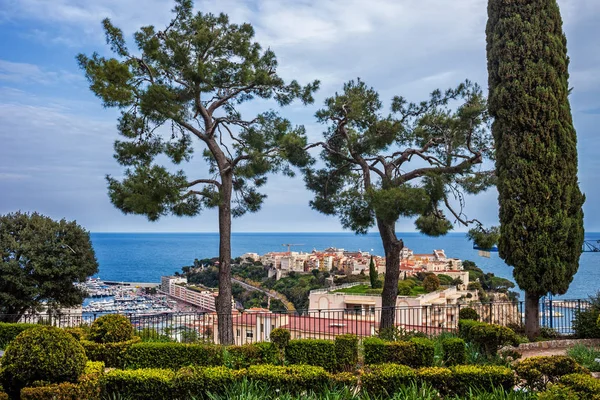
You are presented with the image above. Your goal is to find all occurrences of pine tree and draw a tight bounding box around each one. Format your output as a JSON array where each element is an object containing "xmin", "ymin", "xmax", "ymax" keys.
[
  {"xmin": 369, "ymin": 256, "xmax": 378, "ymax": 289},
  {"xmin": 487, "ymin": 0, "xmax": 585, "ymax": 338}
]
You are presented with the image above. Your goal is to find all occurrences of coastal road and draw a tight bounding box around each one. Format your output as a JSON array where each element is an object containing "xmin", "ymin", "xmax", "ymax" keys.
[{"xmin": 231, "ymin": 277, "xmax": 295, "ymax": 312}]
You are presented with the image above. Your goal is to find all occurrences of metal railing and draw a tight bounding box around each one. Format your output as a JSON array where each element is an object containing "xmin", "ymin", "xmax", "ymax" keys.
[{"xmin": 1, "ymin": 299, "xmax": 591, "ymax": 345}]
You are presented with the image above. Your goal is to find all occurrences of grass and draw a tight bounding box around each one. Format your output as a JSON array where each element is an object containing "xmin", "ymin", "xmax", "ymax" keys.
[
  {"xmin": 334, "ymin": 285, "xmax": 425, "ymax": 296},
  {"xmin": 567, "ymin": 344, "xmax": 600, "ymax": 372}
]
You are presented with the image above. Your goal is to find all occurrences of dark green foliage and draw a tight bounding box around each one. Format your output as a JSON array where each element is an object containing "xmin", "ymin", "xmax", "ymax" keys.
[
  {"xmin": 0, "ymin": 322, "xmax": 38, "ymax": 347},
  {"xmin": 173, "ymin": 366, "xmax": 242, "ymax": 398},
  {"xmin": 449, "ymin": 365, "xmax": 515, "ymax": 395},
  {"xmin": 125, "ymin": 342, "xmax": 224, "ymax": 370},
  {"xmin": 0, "ymin": 326, "xmax": 87, "ymax": 398},
  {"xmin": 101, "ymin": 368, "xmax": 175, "ymax": 400},
  {"xmin": 63, "ymin": 327, "xmax": 88, "ymax": 342},
  {"xmin": 487, "ymin": 0, "xmax": 585, "ymax": 334},
  {"xmin": 459, "ymin": 320, "xmax": 519, "ymax": 356},
  {"xmin": 423, "ymin": 274, "xmax": 440, "ymax": 293},
  {"xmin": 539, "ymin": 384, "xmax": 583, "ymax": 400},
  {"xmin": 441, "ymin": 337, "xmax": 466, "ymax": 366},
  {"xmin": 81, "ymin": 337, "xmax": 141, "ymax": 368},
  {"xmin": 334, "ymin": 334, "xmax": 358, "ymax": 371},
  {"xmin": 285, "ymin": 339, "xmax": 336, "ymax": 371},
  {"xmin": 89, "ymin": 314, "xmax": 134, "ymax": 343},
  {"xmin": 459, "ymin": 307, "xmax": 480, "ymax": 321},
  {"xmin": 362, "ymin": 364, "xmax": 416, "ymax": 396},
  {"xmin": 270, "ymin": 328, "xmax": 290, "ymax": 350},
  {"xmin": 19, "ymin": 361, "xmax": 104, "ymax": 400},
  {"xmin": 362, "ymin": 337, "xmax": 434, "ymax": 367},
  {"xmin": 226, "ymin": 342, "xmax": 278, "ymax": 369},
  {"xmin": 515, "ymin": 355, "xmax": 589, "ymax": 391},
  {"xmin": 0, "ymin": 212, "xmax": 98, "ymax": 322},
  {"xmin": 573, "ymin": 309, "xmax": 600, "ymax": 339},
  {"xmin": 368, "ymin": 257, "xmax": 379, "ymax": 289},
  {"xmin": 416, "ymin": 367, "xmax": 453, "ymax": 395},
  {"xmin": 262, "ymin": 271, "xmax": 329, "ymax": 310},
  {"xmin": 245, "ymin": 365, "xmax": 330, "ymax": 394},
  {"xmin": 467, "ymin": 225, "xmax": 500, "ymax": 250}
]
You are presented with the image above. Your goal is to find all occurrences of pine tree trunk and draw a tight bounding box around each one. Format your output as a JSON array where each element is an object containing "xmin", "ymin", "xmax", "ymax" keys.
[
  {"xmin": 378, "ymin": 218, "xmax": 404, "ymax": 330},
  {"xmin": 524, "ymin": 292, "xmax": 540, "ymax": 340},
  {"xmin": 216, "ymin": 175, "xmax": 234, "ymax": 345}
]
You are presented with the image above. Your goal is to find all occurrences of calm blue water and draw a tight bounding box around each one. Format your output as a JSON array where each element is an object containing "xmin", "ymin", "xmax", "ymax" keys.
[{"xmin": 90, "ymin": 232, "xmax": 600, "ymax": 300}]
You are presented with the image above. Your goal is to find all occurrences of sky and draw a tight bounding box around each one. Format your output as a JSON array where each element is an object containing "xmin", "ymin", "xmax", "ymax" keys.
[{"xmin": 0, "ymin": 0, "xmax": 599, "ymax": 233}]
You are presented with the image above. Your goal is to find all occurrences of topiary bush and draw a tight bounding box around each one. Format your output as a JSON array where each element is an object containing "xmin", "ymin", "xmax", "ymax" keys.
[
  {"xmin": 559, "ymin": 373, "xmax": 600, "ymax": 398},
  {"xmin": 334, "ymin": 334, "xmax": 358, "ymax": 371},
  {"xmin": 20, "ymin": 361, "xmax": 104, "ymax": 400},
  {"xmin": 125, "ymin": 342, "xmax": 224, "ymax": 370},
  {"xmin": 173, "ymin": 366, "xmax": 242, "ymax": 398},
  {"xmin": 0, "ymin": 322, "xmax": 39, "ymax": 348},
  {"xmin": 361, "ymin": 364, "xmax": 416, "ymax": 396},
  {"xmin": 285, "ymin": 339, "xmax": 336, "ymax": 371},
  {"xmin": 245, "ymin": 364, "xmax": 330, "ymax": 394},
  {"xmin": 88, "ymin": 314, "xmax": 134, "ymax": 343},
  {"xmin": 226, "ymin": 342, "xmax": 278, "ymax": 369},
  {"xmin": 0, "ymin": 326, "xmax": 87, "ymax": 398},
  {"xmin": 101, "ymin": 368, "xmax": 175, "ymax": 400},
  {"xmin": 362, "ymin": 337, "xmax": 434, "ymax": 367},
  {"xmin": 81, "ymin": 337, "xmax": 141, "ymax": 368},
  {"xmin": 449, "ymin": 365, "xmax": 515, "ymax": 395},
  {"xmin": 417, "ymin": 367, "xmax": 453, "ymax": 395},
  {"xmin": 459, "ymin": 307, "xmax": 479, "ymax": 321},
  {"xmin": 459, "ymin": 319, "xmax": 518, "ymax": 356},
  {"xmin": 269, "ymin": 328, "xmax": 290, "ymax": 364},
  {"xmin": 515, "ymin": 355, "xmax": 589, "ymax": 391},
  {"xmin": 441, "ymin": 337, "xmax": 466, "ymax": 366}
]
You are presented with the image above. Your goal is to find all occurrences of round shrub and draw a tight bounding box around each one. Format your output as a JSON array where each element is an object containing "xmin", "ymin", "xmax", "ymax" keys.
[
  {"xmin": 0, "ymin": 326, "xmax": 87, "ymax": 398},
  {"xmin": 270, "ymin": 328, "xmax": 290, "ymax": 350},
  {"xmin": 459, "ymin": 307, "xmax": 479, "ymax": 321},
  {"xmin": 89, "ymin": 314, "xmax": 134, "ymax": 343}
]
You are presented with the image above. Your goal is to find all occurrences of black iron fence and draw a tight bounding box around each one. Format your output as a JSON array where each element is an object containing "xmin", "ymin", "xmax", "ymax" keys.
[{"xmin": 2, "ymin": 299, "xmax": 591, "ymax": 345}]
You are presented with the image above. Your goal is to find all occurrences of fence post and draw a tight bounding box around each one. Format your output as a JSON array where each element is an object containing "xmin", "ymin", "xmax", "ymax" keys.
[
  {"xmin": 549, "ymin": 298, "xmax": 554, "ymax": 329},
  {"xmin": 425, "ymin": 306, "xmax": 429, "ymax": 336}
]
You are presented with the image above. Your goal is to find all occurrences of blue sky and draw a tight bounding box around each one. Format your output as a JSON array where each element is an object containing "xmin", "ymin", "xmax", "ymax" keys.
[{"xmin": 0, "ymin": 0, "xmax": 599, "ymax": 233}]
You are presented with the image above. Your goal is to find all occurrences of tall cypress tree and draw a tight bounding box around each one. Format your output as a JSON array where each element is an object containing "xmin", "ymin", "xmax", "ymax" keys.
[
  {"xmin": 487, "ymin": 0, "xmax": 585, "ymax": 338},
  {"xmin": 369, "ymin": 256, "xmax": 378, "ymax": 289}
]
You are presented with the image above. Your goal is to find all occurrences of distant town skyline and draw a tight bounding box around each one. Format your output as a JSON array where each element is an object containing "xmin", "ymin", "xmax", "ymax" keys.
[{"xmin": 1, "ymin": 0, "xmax": 599, "ymax": 232}]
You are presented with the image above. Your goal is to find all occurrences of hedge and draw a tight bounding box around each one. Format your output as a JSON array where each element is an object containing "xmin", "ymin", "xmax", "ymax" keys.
[
  {"xmin": 515, "ymin": 355, "xmax": 589, "ymax": 391},
  {"xmin": 125, "ymin": 342, "xmax": 224, "ymax": 370},
  {"xmin": 88, "ymin": 314, "xmax": 134, "ymax": 344},
  {"xmin": 20, "ymin": 361, "xmax": 104, "ymax": 400},
  {"xmin": 101, "ymin": 368, "xmax": 175, "ymax": 400},
  {"xmin": 81, "ymin": 337, "xmax": 141, "ymax": 368},
  {"xmin": 0, "ymin": 322, "xmax": 39, "ymax": 347},
  {"xmin": 173, "ymin": 366, "xmax": 243, "ymax": 398},
  {"xmin": 441, "ymin": 337, "xmax": 466, "ymax": 366},
  {"xmin": 334, "ymin": 334, "xmax": 358, "ymax": 371},
  {"xmin": 450, "ymin": 365, "xmax": 515, "ymax": 395},
  {"xmin": 458, "ymin": 319, "xmax": 518, "ymax": 355},
  {"xmin": 559, "ymin": 373, "xmax": 600, "ymax": 398},
  {"xmin": 285, "ymin": 339, "xmax": 336, "ymax": 371},
  {"xmin": 245, "ymin": 365, "xmax": 330, "ymax": 394},
  {"xmin": 417, "ymin": 367, "xmax": 453, "ymax": 395},
  {"xmin": 361, "ymin": 364, "xmax": 416, "ymax": 395},
  {"xmin": 226, "ymin": 342, "xmax": 278, "ymax": 369},
  {"xmin": 362, "ymin": 337, "xmax": 434, "ymax": 367}
]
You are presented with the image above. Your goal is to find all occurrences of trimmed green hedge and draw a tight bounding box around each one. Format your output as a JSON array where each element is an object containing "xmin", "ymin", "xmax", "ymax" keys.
[
  {"xmin": 450, "ymin": 365, "xmax": 515, "ymax": 395},
  {"xmin": 334, "ymin": 334, "xmax": 358, "ymax": 371},
  {"xmin": 441, "ymin": 337, "xmax": 466, "ymax": 366},
  {"xmin": 362, "ymin": 364, "xmax": 416, "ymax": 395},
  {"xmin": 0, "ymin": 322, "xmax": 39, "ymax": 347},
  {"xmin": 125, "ymin": 342, "xmax": 224, "ymax": 370},
  {"xmin": 417, "ymin": 367, "xmax": 453, "ymax": 395},
  {"xmin": 458, "ymin": 319, "xmax": 518, "ymax": 355},
  {"xmin": 285, "ymin": 339, "xmax": 336, "ymax": 371},
  {"xmin": 102, "ymin": 368, "xmax": 175, "ymax": 400},
  {"xmin": 89, "ymin": 314, "xmax": 134, "ymax": 344},
  {"xmin": 516, "ymin": 356, "xmax": 590, "ymax": 391},
  {"xmin": 226, "ymin": 342, "xmax": 278, "ymax": 369},
  {"xmin": 20, "ymin": 361, "xmax": 104, "ymax": 400},
  {"xmin": 245, "ymin": 365, "xmax": 330, "ymax": 394},
  {"xmin": 559, "ymin": 373, "xmax": 600, "ymax": 398},
  {"xmin": 362, "ymin": 337, "xmax": 434, "ymax": 367},
  {"xmin": 173, "ymin": 366, "xmax": 243, "ymax": 398},
  {"xmin": 81, "ymin": 337, "xmax": 141, "ymax": 368}
]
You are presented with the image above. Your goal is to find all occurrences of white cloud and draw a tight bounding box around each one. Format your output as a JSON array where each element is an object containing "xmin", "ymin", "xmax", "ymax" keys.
[{"xmin": 0, "ymin": 59, "xmax": 82, "ymax": 85}]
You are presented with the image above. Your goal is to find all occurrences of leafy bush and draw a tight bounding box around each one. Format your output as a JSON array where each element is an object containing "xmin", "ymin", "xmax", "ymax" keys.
[
  {"xmin": 417, "ymin": 367, "xmax": 452, "ymax": 395},
  {"xmin": 334, "ymin": 334, "xmax": 358, "ymax": 371},
  {"xmin": 20, "ymin": 361, "xmax": 104, "ymax": 400},
  {"xmin": 573, "ymin": 308, "xmax": 600, "ymax": 339},
  {"xmin": 361, "ymin": 364, "xmax": 416, "ymax": 395},
  {"xmin": 226, "ymin": 342, "xmax": 278, "ymax": 369},
  {"xmin": 538, "ymin": 384, "xmax": 582, "ymax": 400},
  {"xmin": 88, "ymin": 314, "xmax": 134, "ymax": 343},
  {"xmin": 515, "ymin": 356, "xmax": 589, "ymax": 391},
  {"xmin": 459, "ymin": 307, "xmax": 480, "ymax": 321},
  {"xmin": 63, "ymin": 327, "xmax": 88, "ymax": 341},
  {"xmin": 269, "ymin": 328, "xmax": 290, "ymax": 349},
  {"xmin": 362, "ymin": 337, "xmax": 434, "ymax": 367},
  {"xmin": 81, "ymin": 337, "xmax": 141, "ymax": 368},
  {"xmin": 559, "ymin": 373, "xmax": 600, "ymax": 398},
  {"xmin": 441, "ymin": 337, "xmax": 466, "ymax": 366},
  {"xmin": 173, "ymin": 366, "xmax": 242, "ymax": 398},
  {"xmin": 327, "ymin": 372, "xmax": 359, "ymax": 389},
  {"xmin": 449, "ymin": 365, "xmax": 515, "ymax": 395},
  {"xmin": 245, "ymin": 365, "xmax": 330, "ymax": 394},
  {"xmin": 0, "ymin": 326, "xmax": 87, "ymax": 398},
  {"xmin": 125, "ymin": 342, "xmax": 223, "ymax": 370},
  {"xmin": 285, "ymin": 339, "xmax": 336, "ymax": 371},
  {"xmin": 0, "ymin": 322, "xmax": 39, "ymax": 348},
  {"xmin": 567, "ymin": 344, "xmax": 600, "ymax": 372},
  {"xmin": 101, "ymin": 368, "xmax": 175, "ymax": 400},
  {"xmin": 459, "ymin": 319, "xmax": 518, "ymax": 355}
]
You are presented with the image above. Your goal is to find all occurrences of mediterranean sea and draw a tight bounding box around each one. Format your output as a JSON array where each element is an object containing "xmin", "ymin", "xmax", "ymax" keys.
[{"xmin": 90, "ymin": 232, "xmax": 600, "ymax": 300}]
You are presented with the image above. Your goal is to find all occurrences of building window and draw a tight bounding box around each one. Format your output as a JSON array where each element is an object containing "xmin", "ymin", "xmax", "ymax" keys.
[
  {"xmin": 260, "ymin": 323, "xmax": 264, "ymax": 332},
  {"xmin": 246, "ymin": 331, "xmax": 253, "ymax": 338},
  {"xmin": 236, "ymin": 329, "xmax": 240, "ymax": 337}
]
